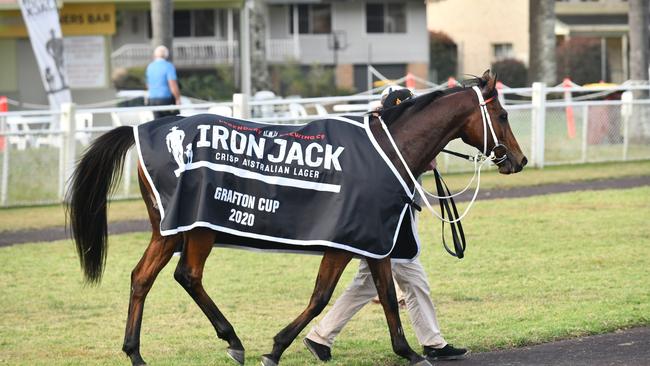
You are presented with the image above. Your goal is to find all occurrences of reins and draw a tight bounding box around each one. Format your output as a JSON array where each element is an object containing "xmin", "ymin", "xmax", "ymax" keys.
[{"xmin": 378, "ymin": 85, "xmax": 506, "ymax": 259}]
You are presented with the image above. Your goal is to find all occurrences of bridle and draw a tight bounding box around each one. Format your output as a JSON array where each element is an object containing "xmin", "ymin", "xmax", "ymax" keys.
[
  {"xmin": 471, "ymin": 85, "xmax": 509, "ymax": 165},
  {"xmin": 377, "ymin": 85, "xmax": 512, "ymax": 258}
]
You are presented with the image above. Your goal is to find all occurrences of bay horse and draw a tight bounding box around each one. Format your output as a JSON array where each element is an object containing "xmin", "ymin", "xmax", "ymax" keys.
[{"xmin": 67, "ymin": 71, "xmax": 526, "ymax": 366}]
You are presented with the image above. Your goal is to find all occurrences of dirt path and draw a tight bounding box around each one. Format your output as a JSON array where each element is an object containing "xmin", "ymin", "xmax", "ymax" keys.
[
  {"xmin": 451, "ymin": 326, "xmax": 650, "ymax": 366},
  {"xmin": 1, "ymin": 175, "xmax": 648, "ymax": 248}
]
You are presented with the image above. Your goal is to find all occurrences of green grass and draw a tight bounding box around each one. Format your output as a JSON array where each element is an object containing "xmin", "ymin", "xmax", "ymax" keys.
[
  {"xmin": 1, "ymin": 160, "xmax": 648, "ymax": 233},
  {"xmin": 1, "ymin": 187, "xmax": 649, "ymax": 365}
]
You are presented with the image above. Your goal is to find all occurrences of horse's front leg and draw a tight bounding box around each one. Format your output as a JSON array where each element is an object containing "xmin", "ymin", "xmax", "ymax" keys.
[
  {"xmin": 122, "ymin": 233, "xmax": 181, "ymax": 365},
  {"xmin": 261, "ymin": 249, "xmax": 353, "ymax": 366},
  {"xmin": 366, "ymin": 257, "xmax": 431, "ymax": 366},
  {"xmin": 174, "ymin": 229, "xmax": 245, "ymax": 365}
]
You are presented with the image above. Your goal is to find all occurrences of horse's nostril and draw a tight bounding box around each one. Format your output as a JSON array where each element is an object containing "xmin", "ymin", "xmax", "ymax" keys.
[{"xmin": 521, "ymin": 156, "xmax": 528, "ymax": 167}]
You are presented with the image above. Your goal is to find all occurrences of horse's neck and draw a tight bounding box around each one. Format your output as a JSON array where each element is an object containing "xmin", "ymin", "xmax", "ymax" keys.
[{"xmin": 380, "ymin": 91, "xmax": 475, "ymax": 179}]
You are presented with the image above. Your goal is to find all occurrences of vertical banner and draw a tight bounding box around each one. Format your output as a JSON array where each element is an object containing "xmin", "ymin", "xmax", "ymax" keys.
[{"xmin": 18, "ymin": 0, "xmax": 72, "ymax": 110}]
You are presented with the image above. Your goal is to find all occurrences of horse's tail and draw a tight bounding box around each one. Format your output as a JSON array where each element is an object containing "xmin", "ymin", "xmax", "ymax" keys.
[{"xmin": 66, "ymin": 126, "xmax": 135, "ymax": 284}]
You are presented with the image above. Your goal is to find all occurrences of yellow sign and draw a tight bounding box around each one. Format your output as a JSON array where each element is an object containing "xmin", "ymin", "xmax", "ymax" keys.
[
  {"xmin": 60, "ymin": 3, "xmax": 115, "ymax": 36},
  {"xmin": 0, "ymin": 10, "xmax": 25, "ymax": 37},
  {"xmin": 0, "ymin": 3, "xmax": 115, "ymax": 38}
]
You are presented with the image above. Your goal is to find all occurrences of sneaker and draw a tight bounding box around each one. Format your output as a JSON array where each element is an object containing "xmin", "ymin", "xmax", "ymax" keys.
[
  {"xmin": 303, "ymin": 338, "xmax": 332, "ymax": 362},
  {"xmin": 423, "ymin": 344, "xmax": 468, "ymax": 361}
]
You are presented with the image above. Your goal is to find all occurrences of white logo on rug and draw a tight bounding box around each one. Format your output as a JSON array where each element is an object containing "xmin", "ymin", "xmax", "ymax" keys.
[{"xmin": 166, "ymin": 126, "xmax": 192, "ymax": 176}]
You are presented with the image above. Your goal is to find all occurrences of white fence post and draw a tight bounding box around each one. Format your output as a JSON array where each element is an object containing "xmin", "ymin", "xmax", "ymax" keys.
[
  {"xmin": 232, "ymin": 93, "xmax": 250, "ymax": 119},
  {"xmin": 531, "ymin": 82, "xmax": 546, "ymax": 168},
  {"xmin": 621, "ymin": 90, "xmax": 634, "ymax": 161},
  {"xmin": 59, "ymin": 103, "xmax": 76, "ymax": 201},
  {"xmin": 581, "ymin": 105, "xmax": 589, "ymax": 162}
]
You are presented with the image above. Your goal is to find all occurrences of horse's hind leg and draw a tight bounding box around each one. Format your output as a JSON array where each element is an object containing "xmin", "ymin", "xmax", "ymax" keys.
[
  {"xmin": 366, "ymin": 258, "xmax": 430, "ymax": 366},
  {"xmin": 122, "ymin": 232, "xmax": 181, "ymax": 366},
  {"xmin": 262, "ymin": 249, "xmax": 353, "ymax": 366},
  {"xmin": 174, "ymin": 229, "xmax": 245, "ymax": 365}
]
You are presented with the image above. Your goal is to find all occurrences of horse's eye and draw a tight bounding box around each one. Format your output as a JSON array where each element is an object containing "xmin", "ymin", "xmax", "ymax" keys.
[{"xmin": 499, "ymin": 112, "xmax": 508, "ymax": 122}]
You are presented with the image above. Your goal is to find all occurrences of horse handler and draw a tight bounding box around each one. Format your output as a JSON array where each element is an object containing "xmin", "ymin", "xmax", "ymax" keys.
[{"xmin": 303, "ymin": 87, "xmax": 468, "ymax": 363}]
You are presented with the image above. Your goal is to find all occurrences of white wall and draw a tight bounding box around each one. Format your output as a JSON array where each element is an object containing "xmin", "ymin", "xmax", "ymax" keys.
[{"xmin": 268, "ymin": 0, "xmax": 428, "ymax": 65}]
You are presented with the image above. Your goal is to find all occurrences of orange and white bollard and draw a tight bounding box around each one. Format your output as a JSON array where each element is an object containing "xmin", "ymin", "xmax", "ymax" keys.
[
  {"xmin": 405, "ymin": 72, "xmax": 416, "ymax": 90},
  {"xmin": 563, "ymin": 78, "xmax": 576, "ymax": 139},
  {"xmin": 0, "ymin": 96, "xmax": 7, "ymax": 152}
]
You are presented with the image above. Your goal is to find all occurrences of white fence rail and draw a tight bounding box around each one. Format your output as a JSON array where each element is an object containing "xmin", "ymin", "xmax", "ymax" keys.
[{"xmin": 1, "ymin": 83, "xmax": 650, "ymax": 207}]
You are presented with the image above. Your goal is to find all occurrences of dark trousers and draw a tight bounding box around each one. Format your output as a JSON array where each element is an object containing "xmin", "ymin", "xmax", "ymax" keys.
[{"xmin": 147, "ymin": 97, "xmax": 178, "ymax": 119}]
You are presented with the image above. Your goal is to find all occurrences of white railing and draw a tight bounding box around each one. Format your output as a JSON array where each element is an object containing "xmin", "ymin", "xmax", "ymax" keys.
[
  {"xmin": 112, "ymin": 40, "xmax": 239, "ymax": 69},
  {"xmin": 266, "ymin": 39, "xmax": 299, "ymax": 63},
  {"xmin": 2, "ymin": 84, "xmax": 650, "ymax": 207},
  {"xmin": 111, "ymin": 38, "xmax": 299, "ymax": 69}
]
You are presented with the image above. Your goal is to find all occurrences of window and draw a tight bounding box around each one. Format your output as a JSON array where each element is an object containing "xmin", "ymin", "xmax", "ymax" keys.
[
  {"xmin": 289, "ymin": 4, "xmax": 331, "ymax": 34},
  {"xmin": 194, "ymin": 11, "xmax": 215, "ymax": 37},
  {"xmin": 366, "ymin": 3, "xmax": 406, "ymax": 33},
  {"xmin": 174, "ymin": 11, "xmax": 191, "ymax": 37},
  {"xmin": 148, "ymin": 9, "xmax": 230, "ymax": 38},
  {"xmin": 493, "ymin": 43, "xmax": 514, "ymax": 60}
]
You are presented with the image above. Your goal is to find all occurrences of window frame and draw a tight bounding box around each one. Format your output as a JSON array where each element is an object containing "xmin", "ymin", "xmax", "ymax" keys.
[
  {"xmin": 365, "ymin": 2, "xmax": 407, "ymax": 34},
  {"xmin": 289, "ymin": 4, "xmax": 332, "ymax": 35}
]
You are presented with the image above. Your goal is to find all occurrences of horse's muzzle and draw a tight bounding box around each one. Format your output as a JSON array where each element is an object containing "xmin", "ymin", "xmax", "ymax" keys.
[{"xmin": 498, "ymin": 154, "xmax": 527, "ymax": 174}]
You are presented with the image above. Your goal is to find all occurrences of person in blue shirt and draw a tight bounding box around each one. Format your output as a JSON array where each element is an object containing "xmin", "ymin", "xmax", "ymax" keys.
[{"xmin": 146, "ymin": 45, "xmax": 181, "ymax": 118}]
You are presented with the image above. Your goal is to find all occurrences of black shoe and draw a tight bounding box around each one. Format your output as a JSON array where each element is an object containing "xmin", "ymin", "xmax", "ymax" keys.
[
  {"xmin": 303, "ymin": 338, "xmax": 332, "ymax": 362},
  {"xmin": 423, "ymin": 344, "xmax": 468, "ymax": 361}
]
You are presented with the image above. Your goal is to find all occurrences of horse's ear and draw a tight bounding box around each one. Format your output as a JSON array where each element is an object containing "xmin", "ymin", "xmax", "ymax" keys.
[{"xmin": 481, "ymin": 69, "xmax": 497, "ymax": 95}]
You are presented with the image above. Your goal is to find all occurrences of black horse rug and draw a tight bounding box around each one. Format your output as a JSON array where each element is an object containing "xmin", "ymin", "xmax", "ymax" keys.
[{"xmin": 134, "ymin": 113, "xmax": 420, "ymax": 260}]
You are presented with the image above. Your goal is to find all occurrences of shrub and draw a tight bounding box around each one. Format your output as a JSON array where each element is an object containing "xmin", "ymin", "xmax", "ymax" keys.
[
  {"xmin": 429, "ymin": 31, "xmax": 457, "ymax": 82},
  {"xmin": 270, "ymin": 62, "xmax": 350, "ymax": 97},
  {"xmin": 177, "ymin": 65, "xmax": 236, "ymax": 101},
  {"xmin": 556, "ymin": 37, "xmax": 604, "ymax": 85},
  {"xmin": 491, "ymin": 58, "xmax": 528, "ymax": 87}
]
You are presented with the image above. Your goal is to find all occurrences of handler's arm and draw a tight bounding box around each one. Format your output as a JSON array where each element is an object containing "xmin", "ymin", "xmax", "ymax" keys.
[{"xmin": 168, "ymin": 79, "xmax": 181, "ymax": 105}]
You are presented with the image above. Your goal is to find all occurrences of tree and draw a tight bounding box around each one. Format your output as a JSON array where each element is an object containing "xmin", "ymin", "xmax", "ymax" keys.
[
  {"xmin": 628, "ymin": 0, "xmax": 650, "ymax": 138},
  {"xmin": 628, "ymin": 0, "xmax": 649, "ymax": 83},
  {"xmin": 491, "ymin": 58, "xmax": 528, "ymax": 87},
  {"xmin": 556, "ymin": 37, "xmax": 603, "ymax": 84},
  {"xmin": 150, "ymin": 0, "xmax": 173, "ymax": 59},
  {"xmin": 528, "ymin": 0, "xmax": 556, "ymax": 85},
  {"xmin": 250, "ymin": 0, "xmax": 271, "ymax": 92}
]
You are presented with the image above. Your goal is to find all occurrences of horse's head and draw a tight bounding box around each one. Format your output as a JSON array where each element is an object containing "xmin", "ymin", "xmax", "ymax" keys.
[{"xmin": 460, "ymin": 70, "xmax": 527, "ymax": 174}]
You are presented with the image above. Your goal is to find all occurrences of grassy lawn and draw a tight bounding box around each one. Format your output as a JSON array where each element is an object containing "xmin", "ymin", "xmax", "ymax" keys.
[
  {"xmin": 1, "ymin": 160, "xmax": 648, "ymax": 233},
  {"xmin": 0, "ymin": 187, "xmax": 648, "ymax": 365}
]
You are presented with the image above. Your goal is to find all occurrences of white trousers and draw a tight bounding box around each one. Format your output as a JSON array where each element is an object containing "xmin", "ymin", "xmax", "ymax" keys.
[{"xmin": 306, "ymin": 258, "xmax": 447, "ymax": 349}]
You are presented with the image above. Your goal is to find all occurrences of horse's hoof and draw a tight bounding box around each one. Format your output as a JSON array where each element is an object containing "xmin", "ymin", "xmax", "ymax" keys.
[
  {"xmin": 410, "ymin": 358, "xmax": 433, "ymax": 366},
  {"xmin": 226, "ymin": 348, "xmax": 245, "ymax": 365},
  {"xmin": 260, "ymin": 354, "xmax": 279, "ymax": 366}
]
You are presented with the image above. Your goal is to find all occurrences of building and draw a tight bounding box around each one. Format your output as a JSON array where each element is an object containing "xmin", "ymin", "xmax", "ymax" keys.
[
  {"xmin": 0, "ymin": 0, "xmax": 430, "ymax": 106},
  {"xmin": 427, "ymin": 0, "xmax": 639, "ymax": 84}
]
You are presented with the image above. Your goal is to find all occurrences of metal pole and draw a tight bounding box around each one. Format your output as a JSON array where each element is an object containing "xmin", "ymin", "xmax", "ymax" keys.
[{"xmin": 240, "ymin": 0, "xmax": 252, "ymax": 96}]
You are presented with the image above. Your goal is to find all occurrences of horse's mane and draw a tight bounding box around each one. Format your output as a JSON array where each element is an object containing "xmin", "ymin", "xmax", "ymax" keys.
[{"xmin": 379, "ymin": 77, "xmax": 485, "ymax": 125}]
